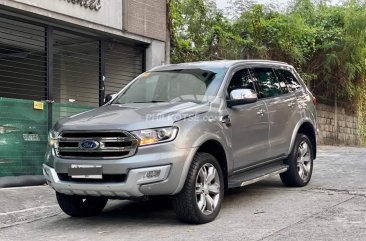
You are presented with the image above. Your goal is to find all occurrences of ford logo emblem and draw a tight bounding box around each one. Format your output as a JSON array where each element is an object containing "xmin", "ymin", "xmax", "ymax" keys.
[{"xmin": 79, "ymin": 140, "xmax": 100, "ymax": 150}]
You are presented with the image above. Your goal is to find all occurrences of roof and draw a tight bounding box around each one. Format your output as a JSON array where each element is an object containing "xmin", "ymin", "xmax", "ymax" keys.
[{"xmin": 151, "ymin": 60, "xmax": 292, "ymax": 71}]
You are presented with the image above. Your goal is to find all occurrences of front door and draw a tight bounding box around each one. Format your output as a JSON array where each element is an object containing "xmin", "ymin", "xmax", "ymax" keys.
[{"xmin": 226, "ymin": 68, "xmax": 270, "ymax": 171}]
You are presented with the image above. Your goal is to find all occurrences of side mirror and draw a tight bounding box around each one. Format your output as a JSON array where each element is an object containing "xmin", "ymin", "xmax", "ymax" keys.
[
  {"xmin": 104, "ymin": 93, "xmax": 116, "ymax": 104},
  {"xmin": 227, "ymin": 89, "xmax": 258, "ymax": 108}
]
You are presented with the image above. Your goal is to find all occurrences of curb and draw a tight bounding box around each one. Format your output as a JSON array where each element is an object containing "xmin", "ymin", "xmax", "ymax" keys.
[{"xmin": 0, "ymin": 175, "xmax": 46, "ymax": 188}]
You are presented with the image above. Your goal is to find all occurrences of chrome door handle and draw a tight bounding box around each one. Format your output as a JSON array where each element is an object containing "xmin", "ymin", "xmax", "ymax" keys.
[{"xmin": 257, "ymin": 109, "xmax": 265, "ymax": 116}]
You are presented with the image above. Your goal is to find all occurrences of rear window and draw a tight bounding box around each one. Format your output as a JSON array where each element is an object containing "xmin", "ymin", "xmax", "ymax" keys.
[{"xmin": 275, "ymin": 69, "xmax": 302, "ymax": 93}]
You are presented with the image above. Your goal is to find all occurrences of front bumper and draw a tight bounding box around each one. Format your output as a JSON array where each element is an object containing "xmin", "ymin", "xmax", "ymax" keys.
[
  {"xmin": 43, "ymin": 144, "xmax": 197, "ymax": 198},
  {"xmin": 43, "ymin": 164, "xmax": 171, "ymax": 197}
]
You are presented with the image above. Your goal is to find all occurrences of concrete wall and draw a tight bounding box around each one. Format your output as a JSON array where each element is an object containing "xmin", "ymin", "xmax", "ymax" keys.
[
  {"xmin": 317, "ymin": 103, "xmax": 361, "ymax": 146},
  {"xmin": 125, "ymin": 0, "xmax": 167, "ymax": 42},
  {"xmin": 146, "ymin": 40, "xmax": 166, "ymax": 70},
  {"xmin": 0, "ymin": 0, "xmax": 124, "ymax": 32}
]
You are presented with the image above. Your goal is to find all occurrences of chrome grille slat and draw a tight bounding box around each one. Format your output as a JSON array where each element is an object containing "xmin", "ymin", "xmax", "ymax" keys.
[
  {"xmin": 55, "ymin": 131, "xmax": 138, "ymax": 159},
  {"xmin": 59, "ymin": 137, "xmax": 133, "ymax": 142},
  {"xmin": 57, "ymin": 147, "xmax": 136, "ymax": 152}
]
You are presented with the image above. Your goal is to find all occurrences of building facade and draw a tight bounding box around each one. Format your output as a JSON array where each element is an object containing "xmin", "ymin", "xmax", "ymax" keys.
[{"xmin": 0, "ymin": 0, "xmax": 169, "ymax": 177}]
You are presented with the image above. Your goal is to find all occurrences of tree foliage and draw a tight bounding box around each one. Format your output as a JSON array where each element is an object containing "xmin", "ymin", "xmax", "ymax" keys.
[
  {"xmin": 168, "ymin": 0, "xmax": 366, "ymax": 113},
  {"xmin": 169, "ymin": 0, "xmax": 240, "ymax": 62}
]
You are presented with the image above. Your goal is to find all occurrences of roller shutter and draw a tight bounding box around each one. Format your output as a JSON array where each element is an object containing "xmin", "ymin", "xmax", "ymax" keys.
[
  {"xmin": 53, "ymin": 30, "xmax": 100, "ymax": 107},
  {"xmin": 0, "ymin": 17, "xmax": 46, "ymax": 100},
  {"xmin": 105, "ymin": 41, "xmax": 144, "ymax": 95}
]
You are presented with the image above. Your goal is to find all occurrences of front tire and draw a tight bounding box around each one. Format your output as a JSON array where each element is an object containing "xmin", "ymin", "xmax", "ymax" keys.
[
  {"xmin": 56, "ymin": 192, "xmax": 108, "ymax": 217},
  {"xmin": 280, "ymin": 134, "xmax": 314, "ymax": 187},
  {"xmin": 173, "ymin": 152, "xmax": 224, "ymax": 224}
]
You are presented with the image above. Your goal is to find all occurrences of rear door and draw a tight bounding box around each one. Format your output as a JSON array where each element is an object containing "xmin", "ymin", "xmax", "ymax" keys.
[
  {"xmin": 249, "ymin": 67, "xmax": 301, "ymax": 158},
  {"xmin": 273, "ymin": 67, "xmax": 304, "ymax": 153},
  {"xmin": 249, "ymin": 67, "xmax": 290, "ymax": 158}
]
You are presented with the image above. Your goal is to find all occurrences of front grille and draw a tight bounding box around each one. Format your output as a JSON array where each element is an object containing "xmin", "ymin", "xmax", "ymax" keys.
[
  {"xmin": 61, "ymin": 132, "xmax": 128, "ymax": 138},
  {"xmin": 58, "ymin": 173, "xmax": 126, "ymax": 183},
  {"xmin": 55, "ymin": 131, "xmax": 138, "ymax": 159}
]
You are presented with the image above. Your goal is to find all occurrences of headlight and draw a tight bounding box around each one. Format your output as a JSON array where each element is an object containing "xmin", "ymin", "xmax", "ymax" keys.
[
  {"xmin": 48, "ymin": 130, "xmax": 58, "ymax": 148},
  {"xmin": 132, "ymin": 127, "xmax": 179, "ymax": 146}
]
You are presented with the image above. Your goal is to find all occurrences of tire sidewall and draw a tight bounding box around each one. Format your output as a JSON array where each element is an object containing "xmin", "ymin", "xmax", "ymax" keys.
[
  {"xmin": 56, "ymin": 192, "xmax": 107, "ymax": 217},
  {"xmin": 190, "ymin": 153, "xmax": 225, "ymax": 223},
  {"xmin": 288, "ymin": 134, "xmax": 314, "ymax": 186}
]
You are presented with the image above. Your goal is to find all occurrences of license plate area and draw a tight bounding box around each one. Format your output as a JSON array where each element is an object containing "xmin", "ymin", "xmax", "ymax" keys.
[
  {"xmin": 68, "ymin": 165, "xmax": 102, "ymax": 179},
  {"xmin": 23, "ymin": 134, "xmax": 40, "ymax": 141}
]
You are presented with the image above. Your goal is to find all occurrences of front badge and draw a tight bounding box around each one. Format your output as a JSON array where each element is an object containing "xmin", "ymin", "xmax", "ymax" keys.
[{"xmin": 79, "ymin": 139, "xmax": 100, "ymax": 150}]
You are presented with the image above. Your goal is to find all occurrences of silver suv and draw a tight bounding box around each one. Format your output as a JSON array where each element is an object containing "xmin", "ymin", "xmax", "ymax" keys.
[{"xmin": 43, "ymin": 60, "xmax": 317, "ymax": 224}]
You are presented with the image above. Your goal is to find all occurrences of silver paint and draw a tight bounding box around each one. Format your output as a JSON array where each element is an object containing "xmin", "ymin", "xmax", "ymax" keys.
[{"xmin": 44, "ymin": 60, "xmax": 317, "ymax": 198}]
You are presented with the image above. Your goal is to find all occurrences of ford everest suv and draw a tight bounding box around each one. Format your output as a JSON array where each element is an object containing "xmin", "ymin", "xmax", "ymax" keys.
[{"xmin": 43, "ymin": 60, "xmax": 317, "ymax": 224}]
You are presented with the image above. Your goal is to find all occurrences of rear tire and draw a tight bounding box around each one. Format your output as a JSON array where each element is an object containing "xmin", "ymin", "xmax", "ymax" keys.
[
  {"xmin": 280, "ymin": 134, "xmax": 314, "ymax": 187},
  {"xmin": 56, "ymin": 192, "xmax": 108, "ymax": 217},
  {"xmin": 173, "ymin": 152, "xmax": 224, "ymax": 224}
]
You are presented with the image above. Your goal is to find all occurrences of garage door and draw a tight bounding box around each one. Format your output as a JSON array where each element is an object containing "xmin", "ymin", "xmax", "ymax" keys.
[
  {"xmin": 105, "ymin": 41, "xmax": 144, "ymax": 95},
  {"xmin": 0, "ymin": 16, "xmax": 46, "ymax": 100},
  {"xmin": 53, "ymin": 30, "xmax": 100, "ymax": 107}
]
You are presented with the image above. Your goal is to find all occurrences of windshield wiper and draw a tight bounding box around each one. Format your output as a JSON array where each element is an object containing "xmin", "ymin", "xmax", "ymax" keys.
[
  {"xmin": 115, "ymin": 100, "xmax": 168, "ymax": 104},
  {"xmin": 139, "ymin": 100, "xmax": 167, "ymax": 103}
]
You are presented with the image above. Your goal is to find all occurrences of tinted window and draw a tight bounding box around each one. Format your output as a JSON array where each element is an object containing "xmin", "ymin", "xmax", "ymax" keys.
[
  {"xmin": 250, "ymin": 68, "xmax": 282, "ymax": 98},
  {"xmin": 273, "ymin": 69, "xmax": 290, "ymax": 94},
  {"xmin": 228, "ymin": 69, "xmax": 257, "ymax": 94},
  {"xmin": 275, "ymin": 69, "xmax": 302, "ymax": 93}
]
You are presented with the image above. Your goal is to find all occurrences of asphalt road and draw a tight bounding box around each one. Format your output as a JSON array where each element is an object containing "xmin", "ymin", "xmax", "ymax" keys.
[{"xmin": 0, "ymin": 146, "xmax": 365, "ymax": 241}]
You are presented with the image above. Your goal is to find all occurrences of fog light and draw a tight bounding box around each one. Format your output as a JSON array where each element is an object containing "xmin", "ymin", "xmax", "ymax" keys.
[
  {"xmin": 138, "ymin": 170, "xmax": 162, "ymax": 184},
  {"xmin": 134, "ymin": 165, "xmax": 171, "ymax": 185},
  {"xmin": 144, "ymin": 170, "xmax": 161, "ymax": 179}
]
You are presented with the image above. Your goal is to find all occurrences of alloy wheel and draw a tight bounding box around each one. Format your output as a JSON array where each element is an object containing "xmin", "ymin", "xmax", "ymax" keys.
[
  {"xmin": 297, "ymin": 141, "xmax": 312, "ymax": 182},
  {"xmin": 195, "ymin": 163, "xmax": 221, "ymax": 215}
]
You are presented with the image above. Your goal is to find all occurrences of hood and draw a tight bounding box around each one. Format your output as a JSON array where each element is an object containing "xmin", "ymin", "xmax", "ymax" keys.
[{"xmin": 55, "ymin": 102, "xmax": 209, "ymax": 132}]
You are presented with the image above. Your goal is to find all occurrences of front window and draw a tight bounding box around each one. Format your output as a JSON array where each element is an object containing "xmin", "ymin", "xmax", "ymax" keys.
[{"xmin": 112, "ymin": 68, "xmax": 227, "ymax": 104}]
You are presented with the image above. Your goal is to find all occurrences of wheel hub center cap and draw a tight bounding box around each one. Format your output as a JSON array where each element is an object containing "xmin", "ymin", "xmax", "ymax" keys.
[
  {"xmin": 203, "ymin": 184, "xmax": 209, "ymax": 194},
  {"xmin": 300, "ymin": 157, "xmax": 304, "ymax": 164}
]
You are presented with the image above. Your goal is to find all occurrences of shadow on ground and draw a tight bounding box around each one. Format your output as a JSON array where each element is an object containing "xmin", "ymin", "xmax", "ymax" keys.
[{"xmin": 43, "ymin": 178, "xmax": 287, "ymax": 228}]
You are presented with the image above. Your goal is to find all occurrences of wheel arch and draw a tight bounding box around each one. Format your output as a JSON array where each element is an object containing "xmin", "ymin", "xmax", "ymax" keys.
[
  {"xmin": 173, "ymin": 137, "xmax": 230, "ymax": 195},
  {"xmin": 196, "ymin": 140, "xmax": 229, "ymax": 189},
  {"xmin": 289, "ymin": 120, "xmax": 317, "ymax": 159}
]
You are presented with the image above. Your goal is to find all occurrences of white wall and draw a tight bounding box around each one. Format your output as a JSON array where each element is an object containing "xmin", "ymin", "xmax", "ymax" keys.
[
  {"xmin": 146, "ymin": 40, "xmax": 167, "ymax": 71},
  {"xmin": 1, "ymin": 0, "xmax": 123, "ymax": 30}
]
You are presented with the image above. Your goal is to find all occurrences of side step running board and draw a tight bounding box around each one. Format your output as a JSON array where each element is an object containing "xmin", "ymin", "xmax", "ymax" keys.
[{"xmin": 228, "ymin": 163, "xmax": 289, "ymax": 188}]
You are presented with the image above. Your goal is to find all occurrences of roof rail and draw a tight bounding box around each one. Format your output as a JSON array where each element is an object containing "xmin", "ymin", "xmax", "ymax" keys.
[{"xmin": 247, "ymin": 59, "xmax": 288, "ymax": 65}]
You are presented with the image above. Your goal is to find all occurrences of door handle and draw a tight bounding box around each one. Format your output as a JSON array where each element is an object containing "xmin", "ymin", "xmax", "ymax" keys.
[
  {"xmin": 220, "ymin": 115, "xmax": 231, "ymax": 127},
  {"xmin": 257, "ymin": 109, "xmax": 265, "ymax": 116}
]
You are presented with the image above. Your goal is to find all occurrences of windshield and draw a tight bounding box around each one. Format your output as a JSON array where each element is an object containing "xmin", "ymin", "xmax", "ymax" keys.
[{"xmin": 112, "ymin": 68, "xmax": 227, "ymax": 104}]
